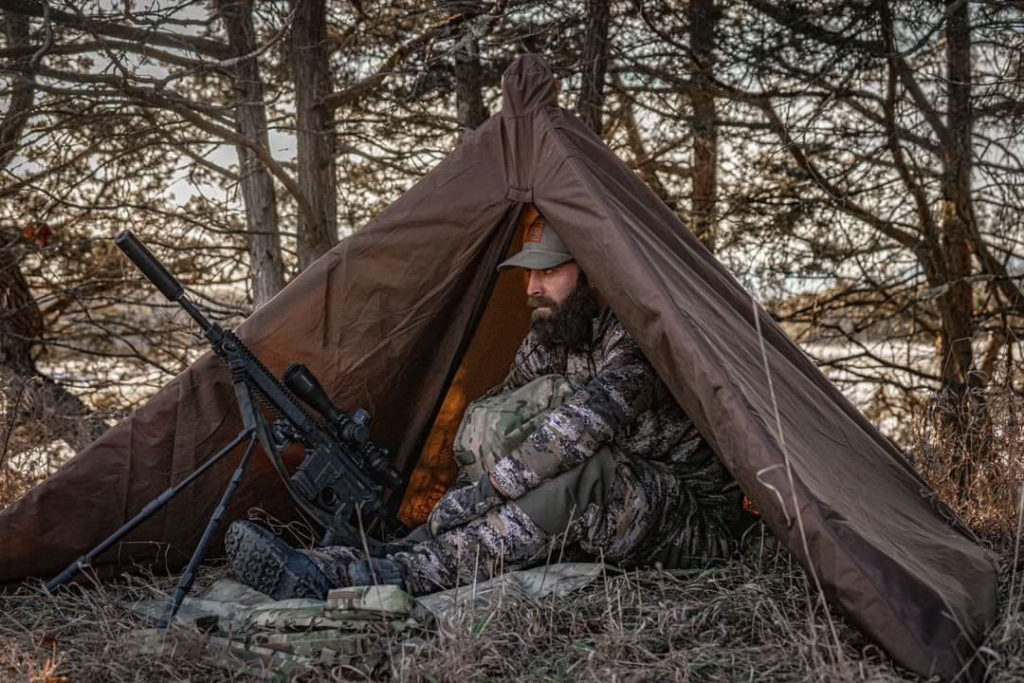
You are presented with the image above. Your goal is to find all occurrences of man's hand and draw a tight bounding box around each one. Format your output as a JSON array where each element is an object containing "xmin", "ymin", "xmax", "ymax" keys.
[{"xmin": 427, "ymin": 474, "xmax": 505, "ymax": 536}]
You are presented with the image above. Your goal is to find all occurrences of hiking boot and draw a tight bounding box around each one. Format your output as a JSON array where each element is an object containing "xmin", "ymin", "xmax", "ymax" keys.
[{"xmin": 225, "ymin": 521, "xmax": 332, "ymax": 600}]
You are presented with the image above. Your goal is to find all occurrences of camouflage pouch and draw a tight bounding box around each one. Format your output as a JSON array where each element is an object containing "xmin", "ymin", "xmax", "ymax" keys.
[{"xmin": 453, "ymin": 374, "xmax": 575, "ymax": 481}]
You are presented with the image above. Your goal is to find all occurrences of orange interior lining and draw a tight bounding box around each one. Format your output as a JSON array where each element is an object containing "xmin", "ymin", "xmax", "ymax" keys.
[{"xmin": 398, "ymin": 209, "xmax": 534, "ymax": 527}]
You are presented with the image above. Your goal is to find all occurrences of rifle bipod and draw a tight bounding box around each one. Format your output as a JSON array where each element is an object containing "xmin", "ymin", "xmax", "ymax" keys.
[{"xmin": 46, "ymin": 378, "xmax": 270, "ymax": 627}]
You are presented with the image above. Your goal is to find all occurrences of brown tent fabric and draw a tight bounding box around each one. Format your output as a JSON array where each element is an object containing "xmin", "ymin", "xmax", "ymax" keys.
[{"xmin": 0, "ymin": 54, "xmax": 995, "ymax": 681}]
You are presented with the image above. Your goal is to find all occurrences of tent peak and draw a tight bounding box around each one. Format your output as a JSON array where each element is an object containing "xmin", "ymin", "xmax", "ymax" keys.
[{"xmin": 501, "ymin": 54, "xmax": 559, "ymax": 117}]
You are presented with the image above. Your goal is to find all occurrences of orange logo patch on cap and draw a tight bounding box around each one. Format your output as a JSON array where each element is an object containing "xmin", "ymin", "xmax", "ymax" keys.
[{"xmin": 524, "ymin": 218, "xmax": 545, "ymax": 243}]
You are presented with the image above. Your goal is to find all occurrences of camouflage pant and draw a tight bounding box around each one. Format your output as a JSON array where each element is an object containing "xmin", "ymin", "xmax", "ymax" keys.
[{"xmin": 313, "ymin": 376, "xmax": 738, "ymax": 595}]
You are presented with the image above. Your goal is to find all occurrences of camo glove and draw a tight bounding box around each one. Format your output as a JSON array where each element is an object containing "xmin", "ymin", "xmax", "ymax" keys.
[{"xmin": 427, "ymin": 474, "xmax": 504, "ymax": 536}]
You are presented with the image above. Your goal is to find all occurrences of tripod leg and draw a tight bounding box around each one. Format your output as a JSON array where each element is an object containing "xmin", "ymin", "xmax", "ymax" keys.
[
  {"xmin": 157, "ymin": 434, "xmax": 258, "ymax": 628},
  {"xmin": 45, "ymin": 428, "xmax": 254, "ymax": 593}
]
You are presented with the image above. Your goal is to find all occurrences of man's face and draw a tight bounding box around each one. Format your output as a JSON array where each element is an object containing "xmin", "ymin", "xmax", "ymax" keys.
[{"xmin": 526, "ymin": 261, "xmax": 580, "ymax": 322}]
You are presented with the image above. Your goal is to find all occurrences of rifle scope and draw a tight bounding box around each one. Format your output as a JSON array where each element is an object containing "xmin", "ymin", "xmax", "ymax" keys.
[{"xmin": 284, "ymin": 363, "xmax": 370, "ymax": 444}]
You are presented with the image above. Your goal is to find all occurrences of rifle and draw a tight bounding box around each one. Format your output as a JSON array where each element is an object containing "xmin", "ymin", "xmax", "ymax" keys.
[{"xmin": 46, "ymin": 231, "xmax": 404, "ymax": 626}]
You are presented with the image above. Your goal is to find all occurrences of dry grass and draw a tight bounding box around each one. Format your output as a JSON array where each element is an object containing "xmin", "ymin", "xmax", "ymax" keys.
[
  {"xmin": 0, "ymin": 530, "xmax": 1021, "ymax": 683},
  {"xmin": 906, "ymin": 380, "xmax": 1024, "ymax": 534},
  {"xmin": 403, "ymin": 543, "xmax": 913, "ymax": 683}
]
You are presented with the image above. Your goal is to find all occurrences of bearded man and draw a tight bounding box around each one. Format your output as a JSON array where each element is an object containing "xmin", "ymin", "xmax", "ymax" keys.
[{"xmin": 225, "ymin": 212, "xmax": 744, "ymax": 598}]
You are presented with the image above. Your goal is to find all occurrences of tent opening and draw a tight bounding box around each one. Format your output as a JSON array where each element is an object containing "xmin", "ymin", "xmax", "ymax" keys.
[{"xmin": 398, "ymin": 204, "xmax": 533, "ymax": 526}]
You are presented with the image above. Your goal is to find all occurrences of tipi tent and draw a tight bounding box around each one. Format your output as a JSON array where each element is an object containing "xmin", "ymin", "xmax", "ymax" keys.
[{"xmin": 0, "ymin": 54, "xmax": 995, "ymax": 681}]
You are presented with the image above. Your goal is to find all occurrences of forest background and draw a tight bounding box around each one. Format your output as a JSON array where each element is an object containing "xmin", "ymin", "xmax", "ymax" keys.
[{"xmin": 1, "ymin": 0, "xmax": 1022, "ymax": 524}]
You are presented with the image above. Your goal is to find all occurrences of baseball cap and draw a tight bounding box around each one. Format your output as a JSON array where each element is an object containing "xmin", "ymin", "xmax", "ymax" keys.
[{"xmin": 497, "ymin": 210, "xmax": 573, "ymax": 271}]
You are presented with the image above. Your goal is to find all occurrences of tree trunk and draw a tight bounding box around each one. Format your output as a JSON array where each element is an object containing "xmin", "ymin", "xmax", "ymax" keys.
[
  {"xmin": 689, "ymin": 0, "xmax": 718, "ymax": 252},
  {"xmin": 453, "ymin": 27, "xmax": 489, "ymax": 134},
  {"xmin": 577, "ymin": 0, "xmax": 610, "ymax": 136},
  {"xmin": 878, "ymin": 0, "xmax": 988, "ymax": 496},
  {"xmin": 217, "ymin": 0, "xmax": 285, "ymax": 307},
  {"xmin": 940, "ymin": 0, "xmax": 987, "ymax": 495},
  {"xmin": 290, "ymin": 0, "xmax": 337, "ymax": 271},
  {"xmin": 1, "ymin": 11, "xmax": 33, "ymax": 169},
  {"xmin": 1, "ymin": 13, "xmax": 105, "ymax": 453},
  {"xmin": 0, "ymin": 234, "xmax": 108, "ymax": 452}
]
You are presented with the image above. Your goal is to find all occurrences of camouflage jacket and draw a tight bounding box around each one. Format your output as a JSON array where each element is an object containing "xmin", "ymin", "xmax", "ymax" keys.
[{"xmin": 488, "ymin": 308, "xmax": 737, "ymax": 503}]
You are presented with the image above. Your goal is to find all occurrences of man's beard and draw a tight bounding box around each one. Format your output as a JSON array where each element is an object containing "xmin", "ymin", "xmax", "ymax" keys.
[{"xmin": 529, "ymin": 280, "xmax": 601, "ymax": 349}]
